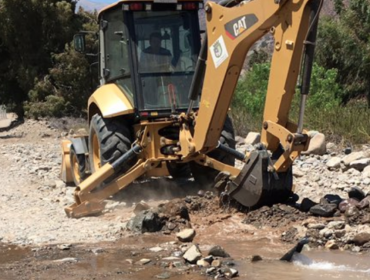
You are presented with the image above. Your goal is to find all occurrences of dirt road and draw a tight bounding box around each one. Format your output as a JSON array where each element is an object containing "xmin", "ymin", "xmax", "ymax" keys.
[{"xmin": 1, "ymin": 119, "xmax": 370, "ymax": 279}]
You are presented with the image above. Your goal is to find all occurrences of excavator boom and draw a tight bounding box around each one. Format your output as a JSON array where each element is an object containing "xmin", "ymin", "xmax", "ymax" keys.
[{"xmin": 181, "ymin": 0, "xmax": 322, "ymax": 207}]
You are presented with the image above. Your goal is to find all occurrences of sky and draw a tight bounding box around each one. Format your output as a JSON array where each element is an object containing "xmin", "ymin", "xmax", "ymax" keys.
[
  {"xmin": 78, "ymin": 0, "xmax": 117, "ymax": 11},
  {"xmin": 88, "ymin": 0, "xmax": 116, "ymax": 4}
]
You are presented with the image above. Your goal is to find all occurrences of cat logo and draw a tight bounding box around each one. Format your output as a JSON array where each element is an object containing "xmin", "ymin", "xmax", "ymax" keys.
[
  {"xmin": 225, "ymin": 14, "xmax": 258, "ymax": 40},
  {"xmin": 233, "ymin": 17, "xmax": 247, "ymax": 37}
]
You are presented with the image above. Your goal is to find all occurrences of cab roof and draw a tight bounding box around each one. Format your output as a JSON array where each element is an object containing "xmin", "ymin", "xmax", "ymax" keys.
[{"xmin": 98, "ymin": 0, "xmax": 203, "ymax": 17}]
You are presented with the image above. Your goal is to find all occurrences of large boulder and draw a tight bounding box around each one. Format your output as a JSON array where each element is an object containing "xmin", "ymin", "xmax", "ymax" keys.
[
  {"xmin": 302, "ymin": 132, "xmax": 326, "ymax": 155},
  {"xmin": 349, "ymin": 158, "xmax": 370, "ymax": 172},
  {"xmin": 176, "ymin": 229, "xmax": 196, "ymax": 242},
  {"xmin": 126, "ymin": 210, "xmax": 163, "ymax": 233},
  {"xmin": 362, "ymin": 165, "xmax": 370, "ymax": 178},
  {"xmin": 183, "ymin": 244, "xmax": 202, "ymax": 264},
  {"xmin": 326, "ymin": 157, "xmax": 341, "ymax": 170},
  {"xmin": 342, "ymin": 151, "xmax": 370, "ymax": 167},
  {"xmin": 244, "ymin": 132, "xmax": 260, "ymax": 145}
]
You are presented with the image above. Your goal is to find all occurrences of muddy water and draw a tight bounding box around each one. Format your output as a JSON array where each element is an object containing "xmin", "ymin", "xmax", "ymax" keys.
[
  {"xmin": 1, "ymin": 235, "xmax": 369, "ymax": 280},
  {"xmin": 210, "ymin": 238, "xmax": 370, "ymax": 280},
  {"xmin": 195, "ymin": 222, "xmax": 370, "ymax": 280}
]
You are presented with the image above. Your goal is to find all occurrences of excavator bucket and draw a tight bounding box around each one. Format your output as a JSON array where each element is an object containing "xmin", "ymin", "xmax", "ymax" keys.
[{"xmin": 225, "ymin": 150, "xmax": 294, "ymax": 208}]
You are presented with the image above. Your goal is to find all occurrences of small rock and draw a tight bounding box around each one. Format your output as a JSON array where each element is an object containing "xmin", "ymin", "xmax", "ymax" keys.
[
  {"xmin": 251, "ymin": 255, "xmax": 263, "ymax": 262},
  {"xmin": 327, "ymin": 221, "xmax": 345, "ymax": 230},
  {"xmin": 323, "ymin": 194, "xmax": 343, "ymax": 206},
  {"xmin": 352, "ymin": 233, "xmax": 370, "ymax": 246},
  {"xmin": 352, "ymin": 246, "xmax": 361, "ymax": 253},
  {"xmin": 91, "ymin": 248, "xmax": 104, "ymax": 254},
  {"xmin": 211, "ymin": 259, "xmax": 222, "ymax": 267},
  {"xmin": 225, "ymin": 268, "xmax": 238, "ymax": 278},
  {"xmin": 183, "ymin": 244, "xmax": 202, "ymax": 264},
  {"xmin": 362, "ymin": 214, "xmax": 370, "ymax": 224},
  {"xmin": 342, "ymin": 151, "xmax": 365, "ymax": 166},
  {"xmin": 326, "ymin": 142, "xmax": 336, "ymax": 151},
  {"xmin": 319, "ymin": 228, "xmax": 333, "ymax": 238},
  {"xmin": 149, "ymin": 247, "xmax": 163, "ymax": 253},
  {"xmin": 171, "ymin": 251, "xmax": 183, "ymax": 257},
  {"xmin": 302, "ymin": 132, "xmax": 326, "ymax": 155},
  {"xmin": 126, "ymin": 210, "xmax": 163, "ymax": 233},
  {"xmin": 133, "ymin": 201, "xmax": 150, "ymax": 215},
  {"xmin": 208, "ymin": 245, "xmax": 230, "ymax": 258},
  {"xmin": 349, "ymin": 158, "xmax": 370, "ymax": 172},
  {"xmin": 176, "ymin": 229, "xmax": 196, "ymax": 243},
  {"xmin": 339, "ymin": 198, "xmax": 360, "ymax": 212},
  {"xmin": 53, "ymin": 257, "xmax": 77, "ymax": 263},
  {"xmin": 326, "ymin": 157, "xmax": 341, "ymax": 170},
  {"xmin": 57, "ymin": 244, "xmax": 72, "ymax": 250},
  {"xmin": 55, "ymin": 180, "xmax": 66, "ymax": 189},
  {"xmin": 245, "ymin": 132, "xmax": 260, "ymax": 145},
  {"xmin": 300, "ymin": 198, "xmax": 317, "ymax": 212},
  {"xmin": 362, "ymin": 166, "xmax": 370, "ymax": 178},
  {"xmin": 334, "ymin": 230, "xmax": 346, "ymax": 238},
  {"xmin": 206, "ymin": 267, "xmax": 216, "ymax": 275},
  {"xmin": 358, "ymin": 198, "xmax": 370, "ymax": 209},
  {"xmin": 345, "ymin": 206, "xmax": 360, "ymax": 217},
  {"xmin": 197, "ymin": 259, "xmax": 210, "ymax": 267},
  {"xmin": 293, "ymin": 168, "xmax": 305, "ymax": 178},
  {"xmin": 309, "ymin": 204, "xmax": 337, "ymax": 217},
  {"xmin": 325, "ymin": 240, "xmax": 339, "ymax": 250},
  {"xmin": 125, "ymin": 259, "xmax": 134, "ymax": 265},
  {"xmin": 348, "ymin": 187, "xmax": 366, "ymax": 201},
  {"xmin": 197, "ymin": 190, "xmax": 205, "ymax": 197},
  {"xmin": 155, "ymin": 272, "xmax": 171, "ymax": 279},
  {"xmin": 344, "ymin": 147, "xmax": 352, "ymax": 155},
  {"xmin": 204, "ymin": 255, "xmax": 214, "ymax": 263},
  {"xmin": 307, "ymin": 223, "xmax": 326, "ymax": 230},
  {"xmin": 137, "ymin": 258, "xmax": 151, "ymax": 265}
]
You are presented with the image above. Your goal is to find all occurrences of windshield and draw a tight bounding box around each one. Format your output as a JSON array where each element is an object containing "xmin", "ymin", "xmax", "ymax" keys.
[{"xmin": 134, "ymin": 10, "xmax": 200, "ymax": 111}]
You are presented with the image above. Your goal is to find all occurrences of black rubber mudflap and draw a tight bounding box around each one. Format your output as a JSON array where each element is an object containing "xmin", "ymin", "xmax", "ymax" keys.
[{"xmin": 227, "ymin": 150, "xmax": 293, "ymax": 208}]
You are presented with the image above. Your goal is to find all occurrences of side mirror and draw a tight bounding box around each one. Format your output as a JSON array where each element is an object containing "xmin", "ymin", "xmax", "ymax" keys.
[{"xmin": 73, "ymin": 33, "xmax": 86, "ymax": 53}]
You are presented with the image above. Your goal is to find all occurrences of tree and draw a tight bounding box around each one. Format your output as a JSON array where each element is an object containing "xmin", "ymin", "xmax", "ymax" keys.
[
  {"xmin": 0, "ymin": 0, "xmax": 80, "ymax": 117},
  {"xmin": 25, "ymin": 7, "xmax": 99, "ymax": 118},
  {"xmin": 316, "ymin": 0, "xmax": 370, "ymax": 105}
]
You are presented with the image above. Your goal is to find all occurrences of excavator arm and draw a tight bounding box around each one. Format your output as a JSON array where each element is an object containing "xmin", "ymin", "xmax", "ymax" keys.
[{"xmin": 180, "ymin": 0, "xmax": 322, "ymax": 207}]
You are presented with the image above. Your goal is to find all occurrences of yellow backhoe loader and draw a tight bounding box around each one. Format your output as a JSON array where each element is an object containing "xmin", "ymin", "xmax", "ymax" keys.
[{"xmin": 61, "ymin": 0, "xmax": 323, "ymax": 218}]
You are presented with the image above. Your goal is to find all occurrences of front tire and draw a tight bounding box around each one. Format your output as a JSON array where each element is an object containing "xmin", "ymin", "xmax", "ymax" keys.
[{"xmin": 89, "ymin": 114, "xmax": 134, "ymax": 176}]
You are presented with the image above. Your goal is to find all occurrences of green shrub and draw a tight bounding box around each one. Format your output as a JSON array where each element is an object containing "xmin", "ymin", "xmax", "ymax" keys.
[
  {"xmin": 230, "ymin": 62, "xmax": 370, "ymax": 144},
  {"xmin": 24, "ymin": 95, "xmax": 66, "ymax": 119}
]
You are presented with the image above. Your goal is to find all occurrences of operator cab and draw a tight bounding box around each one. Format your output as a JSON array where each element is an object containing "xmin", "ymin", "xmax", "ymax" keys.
[{"xmin": 98, "ymin": 0, "xmax": 203, "ymax": 117}]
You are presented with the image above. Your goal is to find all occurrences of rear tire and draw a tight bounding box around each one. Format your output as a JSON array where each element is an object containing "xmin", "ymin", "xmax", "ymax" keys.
[
  {"xmin": 89, "ymin": 114, "xmax": 134, "ymax": 176},
  {"xmin": 189, "ymin": 115, "xmax": 236, "ymax": 187}
]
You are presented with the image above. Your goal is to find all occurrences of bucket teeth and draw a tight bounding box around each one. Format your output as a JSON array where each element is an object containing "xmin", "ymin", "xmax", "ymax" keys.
[{"xmin": 65, "ymin": 200, "xmax": 106, "ymax": 218}]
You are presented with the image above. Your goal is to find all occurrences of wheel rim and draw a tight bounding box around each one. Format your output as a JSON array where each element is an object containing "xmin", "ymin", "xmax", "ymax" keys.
[
  {"xmin": 71, "ymin": 152, "xmax": 81, "ymax": 183},
  {"xmin": 91, "ymin": 131, "xmax": 101, "ymax": 171}
]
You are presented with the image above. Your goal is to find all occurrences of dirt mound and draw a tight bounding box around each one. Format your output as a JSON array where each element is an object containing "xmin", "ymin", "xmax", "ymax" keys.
[{"xmin": 242, "ymin": 204, "xmax": 309, "ymax": 229}]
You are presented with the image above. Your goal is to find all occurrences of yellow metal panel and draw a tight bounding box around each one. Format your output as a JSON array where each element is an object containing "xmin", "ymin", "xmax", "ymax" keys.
[
  {"xmin": 193, "ymin": 0, "xmax": 312, "ymax": 154},
  {"xmin": 88, "ymin": 84, "xmax": 134, "ymax": 118}
]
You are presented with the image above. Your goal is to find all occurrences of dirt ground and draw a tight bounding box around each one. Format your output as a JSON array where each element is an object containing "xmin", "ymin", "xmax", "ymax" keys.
[{"xmin": 1, "ymin": 118, "xmax": 370, "ymax": 279}]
